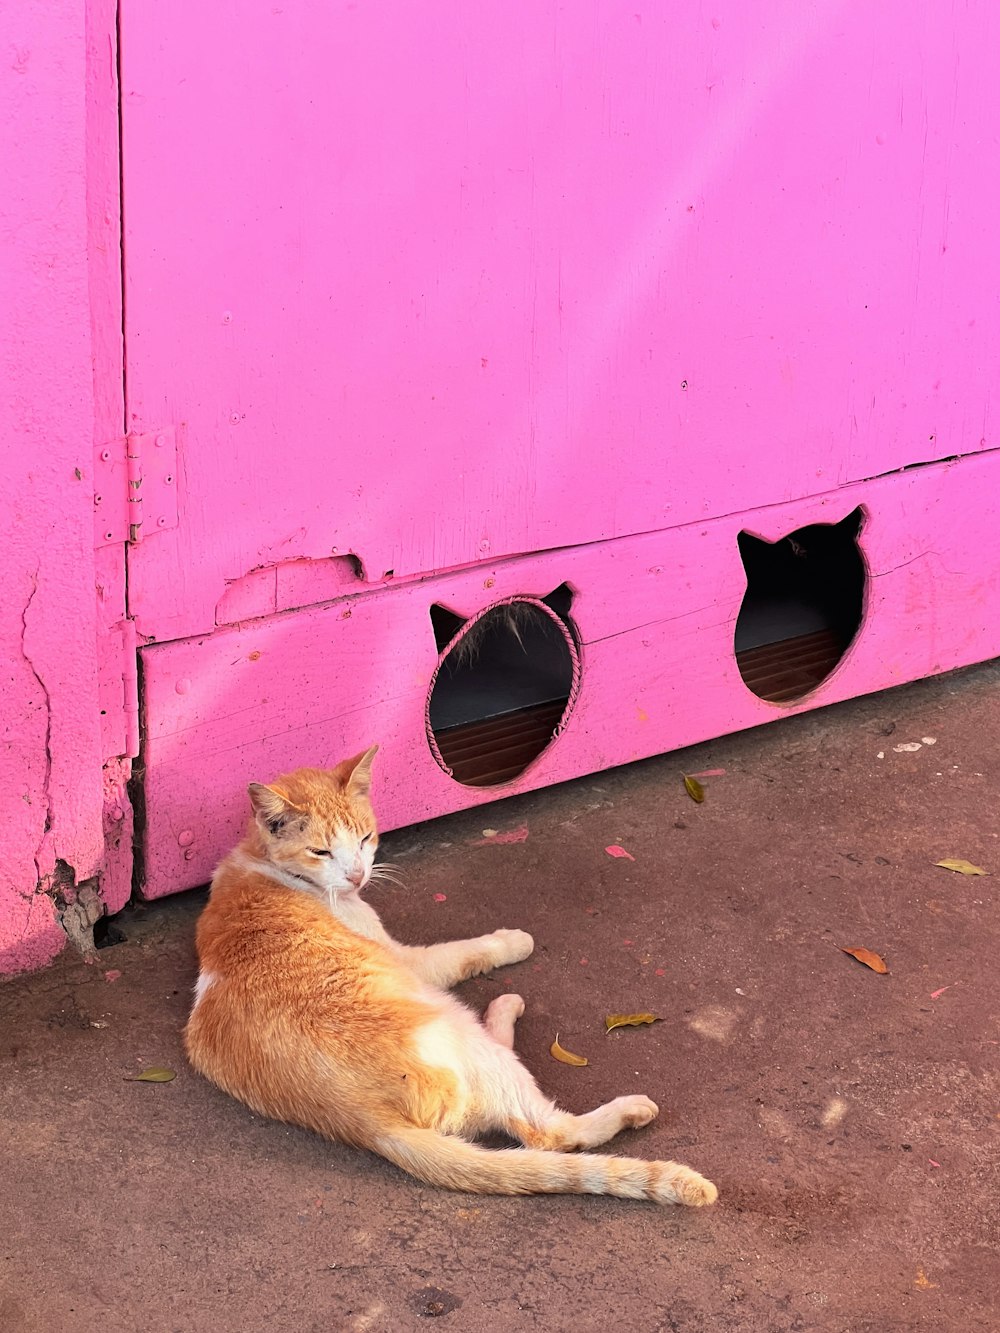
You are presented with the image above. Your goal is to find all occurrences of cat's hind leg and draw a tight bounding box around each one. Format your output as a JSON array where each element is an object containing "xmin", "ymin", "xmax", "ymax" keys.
[
  {"xmin": 466, "ymin": 1029, "xmax": 660, "ymax": 1151},
  {"xmin": 510, "ymin": 1096, "xmax": 661, "ymax": 1151},
  {"xmin": 483, "ymin": 993, "xmax": 525, "ymax": 1049},
  {"xmin": 406, "ymin": 1017, "xmax": 714, "ymax": 1206}
]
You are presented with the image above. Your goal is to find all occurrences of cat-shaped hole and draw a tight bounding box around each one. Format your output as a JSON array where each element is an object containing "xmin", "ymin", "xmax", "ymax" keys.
[
  {"xmin": 426, "ymin": 585, "xmax": 579, "ymax": 787},
  {"xmin": 734, "ymin": 507, "xmax": 867, "ymax": 703}
]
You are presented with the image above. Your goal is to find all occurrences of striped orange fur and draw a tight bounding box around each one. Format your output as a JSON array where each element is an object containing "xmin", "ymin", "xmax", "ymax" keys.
[{"xmin": 184, "ymin": 747, "xmax": 718, "ymax": 1207}]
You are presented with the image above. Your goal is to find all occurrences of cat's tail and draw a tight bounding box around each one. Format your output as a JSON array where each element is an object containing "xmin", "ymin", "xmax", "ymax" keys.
[{"xmin": 372, "ymin": 1126, "xmax": 717, "ymax": 1207}]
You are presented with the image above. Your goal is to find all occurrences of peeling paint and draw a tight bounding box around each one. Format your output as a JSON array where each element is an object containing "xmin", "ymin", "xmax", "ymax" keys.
[{"xmin": 59, "ymin": 881, "xmax": 104, "ymax": 960}]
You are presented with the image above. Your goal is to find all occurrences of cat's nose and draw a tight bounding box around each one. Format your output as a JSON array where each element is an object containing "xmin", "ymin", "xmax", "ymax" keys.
[{"xmin": 346, "ymin": 866, "xmax": 364, "ymax": 887}]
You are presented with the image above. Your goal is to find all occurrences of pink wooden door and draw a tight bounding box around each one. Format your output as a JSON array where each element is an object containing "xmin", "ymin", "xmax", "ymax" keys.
[{"xmin": 117, "ymin": 2, "xmax": 1000, "ymax": 896}]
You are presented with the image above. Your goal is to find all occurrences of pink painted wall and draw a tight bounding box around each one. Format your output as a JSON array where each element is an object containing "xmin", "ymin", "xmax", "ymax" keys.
[
  {"xmin": 5, "ymin": 0, "xmax": 1000, "ymax": 966},
  {"xmin": 118, "ymin": 0, "xmax": 1000, "ymax": 643},
  {"xmin": 0, "ymin": 0, "xmax": 126, "ymax": 975},
  {"xmin": 114, "ymin": 0, "xmax": 1000, "ymax": 900},
  {"xmin": 138, "ymin": 452, "xmax": 1000, "ymax": 897}
]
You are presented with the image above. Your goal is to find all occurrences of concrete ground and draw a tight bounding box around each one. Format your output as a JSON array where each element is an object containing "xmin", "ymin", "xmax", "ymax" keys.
[{"xmin": 2, "ymin": 664, "xmax": 999, "ymax": 1333}]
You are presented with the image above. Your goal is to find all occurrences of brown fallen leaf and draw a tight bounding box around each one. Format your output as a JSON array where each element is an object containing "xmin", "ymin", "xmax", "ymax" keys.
[
  {"xmin": 605, "ymin": 1012, "xmax": 661, "ymax": 1033},
  {"xmin": 841, "ymin": 947, "xmax": 889, "ymax": 975},
  {"xmin": 683, "ymin": 775, "xmax": 706, "ymax": 804},
  {"xmin": 934, "ymin": 858, "xmax": 987, "ymax": 876},
  {"xmin": 550, "ymin": 1035, "xmax": 588, "ymax": 1067},
  {"xmin": 126, "ymin": 1066, "xmax": 177, "ymax": 1083}
]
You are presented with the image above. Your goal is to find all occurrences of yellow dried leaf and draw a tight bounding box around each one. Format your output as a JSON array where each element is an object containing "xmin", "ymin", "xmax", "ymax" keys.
[
  {"xmin": 934, "ymin": 858, "xmax": 987, "ymax": 876},
  {"xmin": 128, "ymin": 1066, "xmax": 176, "ymax": 1083},
  {"xmin": 605, "ymin": 1013, "xmax": 661, "ymax": 1033},
  {"xmin": 683, "ymin": 775, "xmax": 705, "ymax": 804},
  {"xmin": 549, "ymin": 1034, "xmax": 588, "ymax": 1066},
  {"xmin": 841, "ymin": 947, "xmax": 889, "ymax": 975}
]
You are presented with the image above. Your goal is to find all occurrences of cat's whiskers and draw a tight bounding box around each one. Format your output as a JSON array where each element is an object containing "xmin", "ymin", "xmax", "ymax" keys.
[{"xmin": 368, "ymin": 864, "xmax": 407, "ymax": 889}]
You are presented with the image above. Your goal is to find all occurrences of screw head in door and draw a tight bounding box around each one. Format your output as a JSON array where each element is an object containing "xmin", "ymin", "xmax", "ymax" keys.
[
  {"xmin": 157, "ymin": 516, "xmax": 168, "ymax": 528},
  {"xmin": 101, "ymin": 449, "xmax": 112, "ymax": 461}
]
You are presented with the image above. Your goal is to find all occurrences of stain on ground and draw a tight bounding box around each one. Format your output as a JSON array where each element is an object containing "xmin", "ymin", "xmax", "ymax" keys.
[{"xmin": 2, "ymin": 663, "xmax": 1000, "ymax": 1331}]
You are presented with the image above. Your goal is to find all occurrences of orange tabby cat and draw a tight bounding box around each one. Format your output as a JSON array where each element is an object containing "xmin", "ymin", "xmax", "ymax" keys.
[{"xmin": 184, "ymin": 747, "xmax": 718, "ymax": 1207}]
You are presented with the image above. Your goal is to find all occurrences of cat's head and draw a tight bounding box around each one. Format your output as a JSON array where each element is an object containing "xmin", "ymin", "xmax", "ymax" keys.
[{"xmin": 247, "ymin": 746, "xmax": 379, "ymax": 893}]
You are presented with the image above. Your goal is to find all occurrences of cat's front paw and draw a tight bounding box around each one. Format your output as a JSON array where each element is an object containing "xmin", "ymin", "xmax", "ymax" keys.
[{"xmin": 487, "ymin": 928, "xmax": 534, "ymax": 966}]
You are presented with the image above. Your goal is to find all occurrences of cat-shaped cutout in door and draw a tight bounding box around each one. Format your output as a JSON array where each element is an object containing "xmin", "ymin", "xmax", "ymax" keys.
[
  {"xmin": 735, "ymin": 508, "xmax": 866, "ymax": 703},
  {"xmin": 427, "ymin": 584, "xmax": 580, "ymax": 787}
]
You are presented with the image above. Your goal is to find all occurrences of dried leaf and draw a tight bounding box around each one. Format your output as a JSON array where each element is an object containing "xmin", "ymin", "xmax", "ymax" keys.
[
  {"xmin": 605, "ymin": 1012, "xmax": 661, "ymax": 1033},
  {"xmin": 474, "ymin": 826, "xmax": 528, "ymax": 846},
  {"xmin": 934, "ymin": 858, "xmax": 986, "ymax": 876},
  {"xmin": 604, "ymin": 845, "xmax": 635, "ymax": 860},
  {"xmin": 127, "ymin": 1066, "xmax": 176, "ymax": 1083},
  {"xmin": 929, "ymin": 983, "xmax": 957, "ymax": 999},
  {"xmin": 841, "ymin": 947, "xmax": 889, "ymax": 975},
  {"xmin": 550, "ymin": 1034, "xmax": 588, "ymax": 1066},
  {"xmin": 683, "ymin": 775, "xmax": 705, "ymax": 804}
]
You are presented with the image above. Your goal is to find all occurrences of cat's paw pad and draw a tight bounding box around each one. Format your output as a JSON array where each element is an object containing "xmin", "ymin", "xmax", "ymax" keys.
[
  {"xmin": 489, "ymin": 929, "xmax": 534, "ymax": 964},
  {"xmin": 617, "ymin": 1094, "xmax": 659, "ymax": 1129}
]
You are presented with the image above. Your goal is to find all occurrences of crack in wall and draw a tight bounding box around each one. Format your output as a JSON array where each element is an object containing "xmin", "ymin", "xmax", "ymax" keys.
[{"xmin": 21, "ymin": 569, "xmax": 55, "ymax": 887}]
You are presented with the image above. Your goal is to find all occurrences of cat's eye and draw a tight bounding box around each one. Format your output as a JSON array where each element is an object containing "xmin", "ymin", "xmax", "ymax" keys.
[
  {"xmin": 308, "ymin": 848, "xmax": 332, "ymax": 857},
  {"xmin": 361, "ymin": 833, "xmax": 373, "ymax": 846}
]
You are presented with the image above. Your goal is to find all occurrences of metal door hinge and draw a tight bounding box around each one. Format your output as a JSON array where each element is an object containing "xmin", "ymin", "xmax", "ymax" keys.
[{"xmin": 94, "ymin": 428, "xmax": 178, "ymax": 547}]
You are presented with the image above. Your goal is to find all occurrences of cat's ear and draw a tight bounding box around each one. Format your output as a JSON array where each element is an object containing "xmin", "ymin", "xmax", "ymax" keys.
[
  {"xmin": 837, "ymin": 508, "xmax": 864, "ymax": 538},
  {"xmin": 429, "ymin": 604, "xmax": 467, "ymax": 652},
  {"xmin": 248, "ymin": 782, "xmax": 301, "ymax": 834},
  {"xmin": 336, "ymin": 745, "xmax": 379, "ymax": 798},
  {"xmin": 737, "ymin": 530, "xmax": 769, "ymax": 556}
]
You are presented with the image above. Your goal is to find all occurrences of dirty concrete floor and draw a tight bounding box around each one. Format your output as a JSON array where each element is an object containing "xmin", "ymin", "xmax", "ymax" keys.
[{"xmin": 3, "ymin": 665, "xmax": 1000, "ymax": 1333}]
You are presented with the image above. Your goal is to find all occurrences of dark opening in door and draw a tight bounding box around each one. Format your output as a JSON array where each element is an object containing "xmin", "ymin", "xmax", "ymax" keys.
[
  {"xmin": 427, "ymin": 585, "xmax": 579, "ymax": 786},
  {"xmin": 735, "ymin": 508, "xmax": 866, "ymax": 703}
]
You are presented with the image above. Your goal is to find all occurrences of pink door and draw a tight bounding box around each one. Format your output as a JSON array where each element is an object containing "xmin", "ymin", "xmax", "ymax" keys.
[{"xmin": 117, "ymin": 2, "xmax": 1000, "ymax": 897}]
